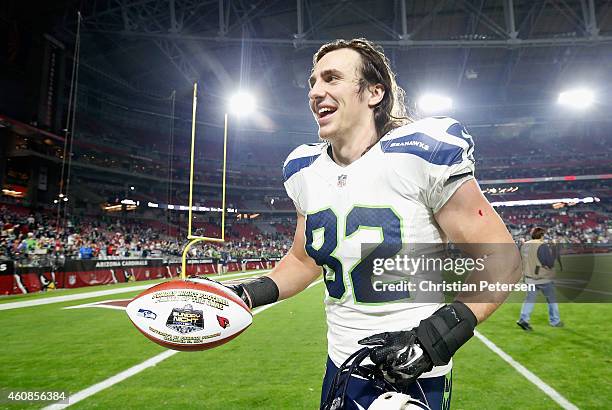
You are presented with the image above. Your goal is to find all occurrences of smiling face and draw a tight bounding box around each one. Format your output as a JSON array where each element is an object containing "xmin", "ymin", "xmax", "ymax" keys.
[{"xmin": 308, "ymin": 48, "xmax": 381, "ymax": 142}]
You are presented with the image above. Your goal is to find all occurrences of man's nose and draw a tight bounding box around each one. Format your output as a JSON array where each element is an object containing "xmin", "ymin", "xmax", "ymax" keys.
[{"xmin": 308, "ymin": 81, "xmax": 325, "ymax": 101}]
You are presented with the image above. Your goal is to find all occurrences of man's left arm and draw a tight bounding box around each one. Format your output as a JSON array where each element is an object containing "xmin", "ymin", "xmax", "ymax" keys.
[
  {"xmin": 434, "ymin": 178, "xmax": 522, "ymax": 323},
  {"xmin": 359, "ymin": 179, "xmax": 522, "ymax": 385}
]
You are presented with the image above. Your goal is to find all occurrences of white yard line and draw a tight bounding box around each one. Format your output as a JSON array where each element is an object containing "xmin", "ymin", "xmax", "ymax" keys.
[
  {"xmin": 474, "ymin": 330, "xmax": 578, "ymax": 410},
  {"xmin": 44, "ymin": 350, "xmax": 179, "ymax": 410},
  {"xmin": 64, "ymin": 302, "xmax": 128, "ymax": 311},
  {"xmin": 63, "ymin": 299, "xmax": 129, "ymax": 310},
  {"xmin": 0, "ymin": 270, "xmax": 269, "ymax": 311},
  {"xmin": 43, "ymin": 279, "xmax": 324, "ymax": 409}
]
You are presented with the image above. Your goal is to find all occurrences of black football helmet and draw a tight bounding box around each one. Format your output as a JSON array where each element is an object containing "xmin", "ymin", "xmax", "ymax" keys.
[{"xmin": 320, "ymin": 347, "xmax": 431, "ymax": 410}]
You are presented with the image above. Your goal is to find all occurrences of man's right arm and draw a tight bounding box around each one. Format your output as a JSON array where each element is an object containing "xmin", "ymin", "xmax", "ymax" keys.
[
  {"xmin": 266, "ymin": 212, "xmax": 322, "ymax": 299},
  {"xmin": 227, "ymin": 212, "xmax": 322, "ymax": 308}
]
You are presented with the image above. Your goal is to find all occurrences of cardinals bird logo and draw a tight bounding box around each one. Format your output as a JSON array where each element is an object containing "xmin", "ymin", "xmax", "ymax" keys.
[{"xmin": 217, "ymin": 315, "xmax": 230, "ymax": 329}]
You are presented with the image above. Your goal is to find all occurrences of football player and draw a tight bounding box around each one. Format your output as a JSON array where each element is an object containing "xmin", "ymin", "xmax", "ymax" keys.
[{"xmin": 227, "ymin": 39, "xmax": 521, "ymax": 409}]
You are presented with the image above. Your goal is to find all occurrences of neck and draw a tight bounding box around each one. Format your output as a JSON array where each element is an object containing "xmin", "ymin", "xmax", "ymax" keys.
[{"xmin": 329, "ymin": 122, "xmax": 378, "ymax": 167}]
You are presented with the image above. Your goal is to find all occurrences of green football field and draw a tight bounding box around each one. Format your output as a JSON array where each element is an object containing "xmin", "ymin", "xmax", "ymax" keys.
[{"xmin": 0, "ymin": 256, "xmax": 610, "ymax": 410}]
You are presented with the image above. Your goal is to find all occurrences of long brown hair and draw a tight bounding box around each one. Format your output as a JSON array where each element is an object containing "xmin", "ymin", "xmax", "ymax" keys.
[{"xmin": 313, "ymin": 38, "xmax": 412, "ymax": 138}]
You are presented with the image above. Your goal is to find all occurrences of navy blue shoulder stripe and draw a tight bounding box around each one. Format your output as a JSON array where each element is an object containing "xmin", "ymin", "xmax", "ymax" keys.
[
  {"xmin": 283, "ymin": 154, "xmax": 320, "ymax": 181},
  {"xmin": 380, "ymin": 132, "xmax": 464, "ymax": 166},
  {"xmin": 446, "ymin": 122, "xmax": 474, "ymax": 151}
]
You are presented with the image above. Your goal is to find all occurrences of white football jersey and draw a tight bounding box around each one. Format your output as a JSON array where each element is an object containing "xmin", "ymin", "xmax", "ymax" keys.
[{"xmin": 283, "ymin": 117, "xmax": 476, "ymax": 377}]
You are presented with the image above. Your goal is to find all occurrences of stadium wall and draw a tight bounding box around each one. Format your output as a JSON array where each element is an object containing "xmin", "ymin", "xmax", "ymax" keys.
[{"xmin": 0, "ymin": 258, "xmax": 280, "ymax": 295}]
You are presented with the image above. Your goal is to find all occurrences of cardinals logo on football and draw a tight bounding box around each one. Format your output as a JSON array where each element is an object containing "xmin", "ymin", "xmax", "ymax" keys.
[{"xmin": 217, "ymin": 315, "xmax": 230, "ymax": 329}]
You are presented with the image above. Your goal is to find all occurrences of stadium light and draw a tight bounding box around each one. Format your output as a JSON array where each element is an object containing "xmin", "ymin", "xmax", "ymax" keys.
[
  {"xmin": 557, "ymin": 88, "xmax": 594, "ymax": 110},
  {"xmin": 490, "ymin": 196, "xmax": 600, "ymax": 207},
  {"xmin": 417, "ymin": 94, "xmax": 453, "ymax": 113},
  {"xmin": 228, "ymin": 91, "xmax": 256, "ymax": 116}
]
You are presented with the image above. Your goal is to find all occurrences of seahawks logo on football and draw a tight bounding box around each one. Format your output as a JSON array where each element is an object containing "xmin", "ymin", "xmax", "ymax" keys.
[
  {"xmin": 217, "ymin": 315, "xmax": 230, "ymax": 329},
  {"xmin": 166, "ymin": 304, "xmax": 204, "ymax": 334},
  {"xmin": 137, "ymin": 309, "xmax": 157, "ymax": 320}
]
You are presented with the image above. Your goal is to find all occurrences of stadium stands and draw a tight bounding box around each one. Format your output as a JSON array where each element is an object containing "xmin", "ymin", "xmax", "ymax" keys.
[
  {"xmin": 1, "ymin": 107, "xmax": 610, "ymax": 293},
  {"xmin": 0, "ymin": 204, "xmax": 294, "ymax": 268}
]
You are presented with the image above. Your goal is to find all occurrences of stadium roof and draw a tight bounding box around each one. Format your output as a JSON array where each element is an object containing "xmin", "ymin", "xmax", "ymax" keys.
[{"xmin": 8, "ymin": 0, "xmax": 612, "ymax": 126}]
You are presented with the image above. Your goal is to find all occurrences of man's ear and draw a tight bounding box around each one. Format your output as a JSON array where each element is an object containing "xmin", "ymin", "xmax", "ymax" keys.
[{"xmin": 367, "ymin": 83, "xmax": 385, "ymax": 108}]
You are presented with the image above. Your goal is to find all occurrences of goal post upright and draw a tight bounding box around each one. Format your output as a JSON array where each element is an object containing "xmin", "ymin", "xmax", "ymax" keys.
[{"xmin": 181, "ymin": 83, "xmax": 229, "ymax": 280}]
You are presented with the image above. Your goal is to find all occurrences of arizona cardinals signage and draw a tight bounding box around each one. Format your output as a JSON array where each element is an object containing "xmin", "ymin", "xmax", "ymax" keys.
[{"xmin": 0, "ymin": 257, "xmax": 281, "ymax": 295}]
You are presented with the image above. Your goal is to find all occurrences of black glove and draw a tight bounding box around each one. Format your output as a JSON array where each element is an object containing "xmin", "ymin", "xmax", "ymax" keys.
[
  {"xmin": 359, "ymin": 330, "xmax": 433, "ymax": 389},
  {"xmin": 188, "ymin": 276, "xmax": 279, "ymax": 309},
  {"xmin": 358, "ymin": 301, "xmax": 477, "ymax": 388}
]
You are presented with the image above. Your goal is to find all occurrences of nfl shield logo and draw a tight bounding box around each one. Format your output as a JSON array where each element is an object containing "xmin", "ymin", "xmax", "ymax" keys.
[{"xmin": 337, "ymin": 174, "xmax": 347, "ymax": 187}]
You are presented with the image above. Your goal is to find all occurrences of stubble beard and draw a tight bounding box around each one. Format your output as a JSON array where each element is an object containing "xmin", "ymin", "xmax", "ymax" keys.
[{"xmin": 317, "ymin": 125, "xmax": 335, "ymax": 143}]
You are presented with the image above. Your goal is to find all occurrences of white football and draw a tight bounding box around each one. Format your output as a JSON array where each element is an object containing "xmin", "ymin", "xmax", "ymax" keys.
[{"xmin": 126, "ymin": 278, "xmax": 252, "ymax": 351}]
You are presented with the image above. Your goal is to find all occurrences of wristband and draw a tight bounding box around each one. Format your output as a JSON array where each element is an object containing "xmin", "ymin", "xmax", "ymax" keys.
[
  {"xmin": 415, "ymin": 301, "xmax": 477, "ymax": 366},
  {"xmin": 238, "ymin": 276, "xmax": 279, "ymax": 309}
]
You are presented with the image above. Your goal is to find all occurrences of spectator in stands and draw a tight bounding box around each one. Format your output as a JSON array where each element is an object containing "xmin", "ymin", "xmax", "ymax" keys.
[
  {"xmin": 516, "ymin": 227, "xmax": 564, "ymax": 331},
  {"xmin": 220, "ymin": 248, "xmax": 229, "ymax": 274},
  {"xmin": 79, "ymin": 242, "xmax": 94, "ymax": 260},
  {"xmin": 25, "ymin": 232, "xmax": 37, "ymax": 252}
]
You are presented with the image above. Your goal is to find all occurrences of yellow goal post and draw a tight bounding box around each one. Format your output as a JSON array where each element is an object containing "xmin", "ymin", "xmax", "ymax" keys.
[{"xmin": 180, "ymin": 83, "xmax": 229, "ymax": 280}]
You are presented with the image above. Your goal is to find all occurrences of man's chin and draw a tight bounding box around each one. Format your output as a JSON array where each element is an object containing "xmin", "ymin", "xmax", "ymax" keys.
[{"xmin": 317, "ymin": 128, "xmax": 335, "ymax": 142}]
